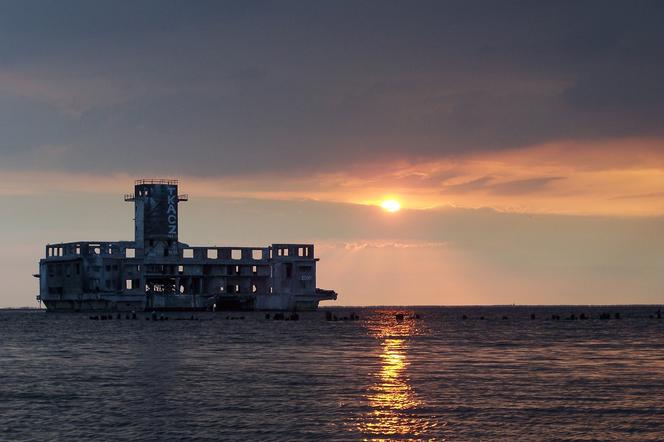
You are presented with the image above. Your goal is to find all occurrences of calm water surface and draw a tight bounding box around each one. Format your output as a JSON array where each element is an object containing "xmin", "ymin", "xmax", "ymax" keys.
[{"xmin": 1, "ymin": 306, "xmax": 663, "ymax": 441}]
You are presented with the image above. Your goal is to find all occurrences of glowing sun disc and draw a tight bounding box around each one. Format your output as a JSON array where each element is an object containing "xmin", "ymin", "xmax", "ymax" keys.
[{"xmin": 381, "ymin": 199, "xmax": 401, "ymax": 213}]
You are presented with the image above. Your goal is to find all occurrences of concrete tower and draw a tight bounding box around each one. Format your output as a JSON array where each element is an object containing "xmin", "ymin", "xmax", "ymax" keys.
[{"xmin": 124, "ymin": 179, "xmax": 188, "ymax": 258}]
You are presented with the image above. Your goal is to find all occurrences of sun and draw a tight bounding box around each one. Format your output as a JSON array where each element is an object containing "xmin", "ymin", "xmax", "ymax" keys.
[{"xmin": 380, "ymin": 199, "xmax": 401, "ymax": 213}]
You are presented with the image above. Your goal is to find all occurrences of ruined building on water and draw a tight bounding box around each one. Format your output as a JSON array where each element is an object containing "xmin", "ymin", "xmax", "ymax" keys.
[{"xmin": 36, "ymin": 179, "xmax": 337, "ymax": 312}]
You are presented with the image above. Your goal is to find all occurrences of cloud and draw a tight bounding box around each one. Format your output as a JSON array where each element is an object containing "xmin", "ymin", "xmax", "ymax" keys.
[
  {"xmin": 319, "ymin": 241, "xmax": 448, "ymax": 252},
  {"xmin": 441, "ymin": 176, "xmax": 495, "ymax": 194},
  {"xmin": 489, "ymin": 177, "xmax": 565, "ymax": 195},
  {"xmin": 1, "ymin": 137, "xmax": 663, "ymax": 216},
  {"xmin": 441, "ymin": 175, "xmax": 566, "ymax": 196},
  {"xmin": 609, "ymin": 192, "xmax": 664, "ymax": 201},
  {"xmin": 0, "ymin": 2, "xmax": 663, "ymax": 177}
]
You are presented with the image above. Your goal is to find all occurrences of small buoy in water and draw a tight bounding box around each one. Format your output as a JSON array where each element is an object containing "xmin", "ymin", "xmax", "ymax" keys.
[
  {"xmin": 265, "ymin": 313, "xmax": 271, "ymax": 320},
  {"xmin": 580, "ymin": 313, "xmax": 587, "ymax": 320},
  {"xmin": 502, "ymin": 316, "xmax": 508, "ymax": 320},
  {"xmin": 395, "ymin": 313, "xmax": 404, "ymax": 321},
  {"xmin": 530, "ymin": 314, "xmax": 536, "ymax": 320},
  {"xmin": 614, "ymin": 312, "xmax": 621, "ymax": 320},
  {"xmin": 132, "ymin": 311, "xmax": 137, "ymax": 320},
  {"xmin": 657, "ymin": 309, "xmax": 662, "ymax": 319},
  {"xmin": 325, "ymin": 311, "xmax": 332, "ymax": 321},
  {"xmin": 462, "ymin": 315, "xmax": 468, "ymax": 320}
]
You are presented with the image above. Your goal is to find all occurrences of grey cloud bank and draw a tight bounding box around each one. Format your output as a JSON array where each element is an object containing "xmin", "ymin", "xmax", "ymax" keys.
[{"xmin": 0, "ymin": 1, "xmax": 663, "ymax": 176}]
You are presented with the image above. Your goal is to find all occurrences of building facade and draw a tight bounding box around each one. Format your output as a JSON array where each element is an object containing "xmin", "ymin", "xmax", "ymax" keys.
[{"xmin": 37, "ymin": 179, "xmax": 337, "ymax": 312}]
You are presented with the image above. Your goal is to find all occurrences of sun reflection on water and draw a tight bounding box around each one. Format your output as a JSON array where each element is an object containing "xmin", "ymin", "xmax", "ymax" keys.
[{"xmin": 358, "ymin": 312, "xmax": 438, "ymax": 439}]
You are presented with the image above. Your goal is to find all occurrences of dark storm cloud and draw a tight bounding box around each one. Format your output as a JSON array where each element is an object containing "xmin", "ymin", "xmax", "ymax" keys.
[{"xmin": 0, "ymin": 0, "xmax": 663, "ymax": 175}]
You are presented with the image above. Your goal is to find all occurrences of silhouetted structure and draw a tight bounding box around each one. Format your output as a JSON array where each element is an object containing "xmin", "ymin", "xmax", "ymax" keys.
[{"xmin": 36, "ymin": 179, "xmax": 337, "ymax": 312}]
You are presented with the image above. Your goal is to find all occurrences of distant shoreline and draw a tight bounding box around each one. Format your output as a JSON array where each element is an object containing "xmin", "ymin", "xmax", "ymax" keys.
[{"xmin": 2, "ymin": 304, "xmax": 662, "ymax": 311}]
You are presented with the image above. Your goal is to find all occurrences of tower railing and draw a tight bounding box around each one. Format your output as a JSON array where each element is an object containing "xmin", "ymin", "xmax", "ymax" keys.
[
  {"xmin": 124, "ymin": 193, "xmax": 187, "ymax": 201},
  {"xmin": 135, "ymin": 179, "xmax": 179, "ymax": 185}
]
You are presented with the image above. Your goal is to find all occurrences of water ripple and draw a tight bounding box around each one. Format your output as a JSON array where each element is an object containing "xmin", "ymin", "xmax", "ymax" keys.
[{"xmin": 0, "ymin": 306, "xmax": 663, "ymax": 440}]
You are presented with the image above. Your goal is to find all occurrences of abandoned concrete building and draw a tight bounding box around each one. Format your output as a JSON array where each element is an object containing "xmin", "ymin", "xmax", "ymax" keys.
[{"xmin": 36, "ymin": 179, "xmax": 337, "ymax": 312}]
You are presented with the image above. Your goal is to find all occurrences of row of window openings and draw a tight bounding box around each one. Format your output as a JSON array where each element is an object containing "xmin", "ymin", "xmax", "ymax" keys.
[
  {"xmin": 94, "ymin": 264, "xmax": 139, "ymax": 273},
  {"xmin": 48, "ymin": 263, "xmax": 307, "ymax": 278},
  {"xmin": 181, "ymin": 248, "xmax": 311, "ymax": 259},
  {"xmin": 48, "ymin": 247, "xmax": 143, "ymax": 258},
  {"xmin": 158, "ymin": 264, "xmax": 308, "ymax": 277},
  {"xmin": 48, "ymin": 246, "xmax": 114, "ymax": 256},
  {"xmin": 183, "ymin": 249, "xmax": 264, "ymax": 260},
  {"xmin": 48, "ymin": 263, "xmax": 139, "ymax": 277},
  {"xmin": 51, "ymin": 279, "xmax": 285, "ymax": 294},
  {"xmin": 48, "ymin": 263, "xmax": 81, "ymax": 277},
  {"xmin": 125, "ymin": 280, "xmax": 268, "ymax": 294},
  {"xmin": 46, "ymin": 245, "xmax": 285, "ymax": 259},
  {"xmin": 137, "ymin": 248, "xmax": 265, "ymax": 260},
  {"xmin": 178, "ymin": 265, "xmax": 261, "ymax": 274},
  {"xmin": 79, "ymin": 247, "xmax": 311, "ymax": 259},
  {"xmin": 49, "ymin": 279, "xmax": 287, "ymax": 294},
  {"xmin": 175, "ymin": 264, "xmax": 309, "ymax": 275},
  {"xmin": 275, "ymin": 247, "xmax": 311, "ymax": 257}
]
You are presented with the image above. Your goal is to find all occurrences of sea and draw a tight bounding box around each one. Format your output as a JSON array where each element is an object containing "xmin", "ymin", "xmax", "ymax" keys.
[{"xmin": 0, "ymin": 306, "xmax": 663, "ymax": 441}]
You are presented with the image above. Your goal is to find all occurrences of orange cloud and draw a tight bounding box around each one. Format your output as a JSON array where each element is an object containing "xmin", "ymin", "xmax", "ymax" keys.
[{"xmin": 2, "ymin": 137, "xmax": 663, "ymax": 216}]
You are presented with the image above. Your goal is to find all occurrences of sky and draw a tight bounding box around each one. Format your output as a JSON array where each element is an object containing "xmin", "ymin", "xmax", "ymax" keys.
[{"xmin": 1, "ymin": 0, "xmax": 663, "ymax": 307}]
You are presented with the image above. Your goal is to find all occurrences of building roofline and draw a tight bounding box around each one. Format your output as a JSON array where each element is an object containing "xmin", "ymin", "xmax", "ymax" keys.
[{"xmin": 135, "ymin": 179, "xmax": 178, "ymax": 185}]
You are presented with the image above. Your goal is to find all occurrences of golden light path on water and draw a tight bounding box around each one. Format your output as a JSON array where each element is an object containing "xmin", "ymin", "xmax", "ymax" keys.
[{"xmin": 357, "ymin": 312, "xmax": 439, "ymax": 439}]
